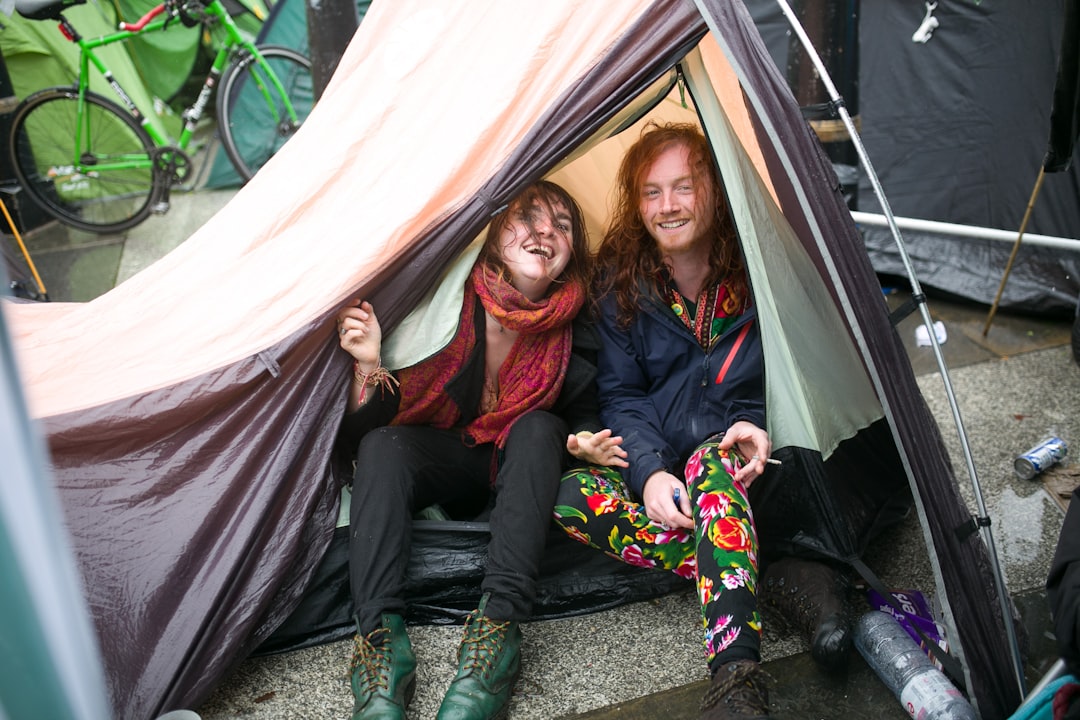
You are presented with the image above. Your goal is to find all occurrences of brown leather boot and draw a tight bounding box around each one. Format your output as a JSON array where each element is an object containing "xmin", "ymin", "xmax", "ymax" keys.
[
  {"xmin": 760, "ymin": 556, "xmax": 851, "ymax": 669},
  {"xmin": 700, "ymin": 659, "xmax": 772, "ymax": 719}
]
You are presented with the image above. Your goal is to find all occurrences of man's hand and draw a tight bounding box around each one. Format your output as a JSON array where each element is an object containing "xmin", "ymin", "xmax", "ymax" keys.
[
  {"xmin": 642, "ymin": 471, "xmax": 693, "ymax": 530},
  {"xmin": 718, "ymin": 420, "xmax": 772, "ymax": 488}
]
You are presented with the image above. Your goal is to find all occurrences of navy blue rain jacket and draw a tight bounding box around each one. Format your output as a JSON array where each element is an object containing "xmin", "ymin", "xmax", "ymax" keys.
[{"xmin": 595, "ymin": 291, "xmax": 765, "ymax": 499}]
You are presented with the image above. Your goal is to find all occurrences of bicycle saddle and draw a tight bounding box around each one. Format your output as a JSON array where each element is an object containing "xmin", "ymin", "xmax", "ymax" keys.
[{"xmin": 14, "ymin": 0, "xmax": 88, "ymax": 21}]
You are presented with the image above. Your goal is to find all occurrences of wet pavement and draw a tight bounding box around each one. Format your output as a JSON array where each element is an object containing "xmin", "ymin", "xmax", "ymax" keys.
[{"xmin": 4, "ymin": 170, "xmax": 1079, "ymax": 719}]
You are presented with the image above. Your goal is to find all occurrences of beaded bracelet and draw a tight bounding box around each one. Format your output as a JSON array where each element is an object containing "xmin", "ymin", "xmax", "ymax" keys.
[{"xmin": 354, "ymin": 358, "xmax": 399, "ymax": 404}]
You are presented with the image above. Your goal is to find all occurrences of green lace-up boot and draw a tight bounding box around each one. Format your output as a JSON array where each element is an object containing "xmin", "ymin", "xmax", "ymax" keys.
[
  {"xmin": 436, "ymin": 594, "xmax": 522, "ymax": 720},
  {"xmin": 349, "ymin": 614, "xmax": 416, "ymax": 720}
]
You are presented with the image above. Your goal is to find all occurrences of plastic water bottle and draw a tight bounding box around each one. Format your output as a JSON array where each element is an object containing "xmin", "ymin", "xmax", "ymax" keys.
[{"xmin": 854, "ymin": 610, "xmax": 977, "ymax": 720}]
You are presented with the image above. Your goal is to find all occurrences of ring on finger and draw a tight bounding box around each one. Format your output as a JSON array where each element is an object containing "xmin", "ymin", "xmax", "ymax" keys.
[{"xmin": 339, "ymin": 326, "xmax": 347, "ymax": 336}]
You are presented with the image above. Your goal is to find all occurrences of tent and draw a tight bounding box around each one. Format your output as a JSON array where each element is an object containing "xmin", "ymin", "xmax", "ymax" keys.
[
  {"xmin": 1, "ymin": 1, "xmax": 1025, "ymax": 718},
  {"xmin": 748, "ymin": 0, "xmax": 1080, "ymax": 315}
]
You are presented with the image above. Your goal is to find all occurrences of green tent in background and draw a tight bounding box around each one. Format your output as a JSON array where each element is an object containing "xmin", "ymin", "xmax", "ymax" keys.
[
  {"xmin": 114, "ymin": 0, "xmax": 269, "ymax": 102},
  {"xmin": 0, "ymin": 0, "xmax": 269, "ymax": 146},
  {"xmin": 111, "ymin": 0, "xmax": 202, "ymax": 103},
  {"xmin": 0, "ymin": 0, "xmax": 174, "ymax": 139},
  {"xmin": 203, "ymin": 0, "xmax": 369, "ymax": 188}
]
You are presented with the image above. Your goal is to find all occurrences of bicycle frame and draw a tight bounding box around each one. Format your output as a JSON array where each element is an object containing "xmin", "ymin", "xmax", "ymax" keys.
[{"xmin": 56, "ymin": 0, "xmax": 303, "ymax": 172}]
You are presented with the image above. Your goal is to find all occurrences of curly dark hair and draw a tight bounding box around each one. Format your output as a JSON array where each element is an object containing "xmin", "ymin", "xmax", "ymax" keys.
[
  {"xmin": 594, "ymin": 122, "xmax": 745, "ymax": 327},
  {"xmin": 476, "ymin": 180, "xmax": 591, "ymax": 296}
]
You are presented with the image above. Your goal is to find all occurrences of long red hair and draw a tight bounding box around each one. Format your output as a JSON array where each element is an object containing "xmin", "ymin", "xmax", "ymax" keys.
[{"xmin": 595, "ymin": 122, "xmax": 746, "ymax": 327}]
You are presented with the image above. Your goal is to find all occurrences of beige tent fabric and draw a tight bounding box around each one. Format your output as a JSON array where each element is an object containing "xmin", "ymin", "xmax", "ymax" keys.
[
  {"xmin": 4, "ymin": 0, "xmax": 657, "ymax": 419},
  {"xmin": 551, "ymin": 33, "xmax": 776, "ymax": 238},
  {"xmin": 698, "ymin": 34, "xmax": 776, "ymax": 203},
  {"xmin": 684, "ymin": 44, "xmax": 883, "ymax": 456}
]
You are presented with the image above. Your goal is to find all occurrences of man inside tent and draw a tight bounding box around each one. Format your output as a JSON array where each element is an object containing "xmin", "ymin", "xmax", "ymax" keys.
[{"xmin": 555, "ymin": 122, "xmax": 850, "ymax": 720}]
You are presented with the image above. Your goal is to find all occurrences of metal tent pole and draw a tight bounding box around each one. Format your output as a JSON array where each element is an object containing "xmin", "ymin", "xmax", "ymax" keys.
[
  {"xmin": 850, "ymin": 210, "xmax": 1080, "ymax": 251},
  {"xmin": 774, "ymin": 0, "xmax": 1027, "ymax": 700}
]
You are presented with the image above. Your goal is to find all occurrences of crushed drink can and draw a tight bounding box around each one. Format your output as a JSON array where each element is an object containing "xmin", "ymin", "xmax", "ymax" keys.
[{"xmin": 1014, "ymin": 437, "xmax": 1068, "ymax": 480}]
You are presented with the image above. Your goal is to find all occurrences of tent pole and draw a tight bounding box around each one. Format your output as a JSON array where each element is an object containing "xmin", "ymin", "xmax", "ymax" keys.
[
  {"xmin": 774, "ymin": 0, "xmax": 1027, "ymax": 700},
  {"xmin": 982, "ymin": 167, "xmax": 1047, "ymax": 336},
  {"xmin": 850, "ymin": 210, "xmax": 1080, "ymax": 251}
]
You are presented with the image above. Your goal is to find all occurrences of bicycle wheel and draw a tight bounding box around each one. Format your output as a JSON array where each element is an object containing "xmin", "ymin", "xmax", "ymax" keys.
[
  {"xmin": 217, "ymin": 45, "xmax": 313, "ymax": 182},
  {"xmin": 9, "ymin": 89, "xmax": 160, "ymax": 234}
]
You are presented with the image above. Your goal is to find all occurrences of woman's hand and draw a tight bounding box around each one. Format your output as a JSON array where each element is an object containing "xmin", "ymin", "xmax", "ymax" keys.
[
  {"xmin": 336, "ymin": 299, "xmax": 382, "ymax": 372},
  {"xmin": 337, "ymin": 299, "xmax": 385, "ymax": 412},
  {"xmin": 642, "ymin": 471, "xmax": 693, "ymax": 531},
  {"xmin": 566, "ymin": 429, "xmax": 628, "ymax": 468},
  {"xmin": 718, "ymin": 420, "xmax": 772, "ymax": 489}
]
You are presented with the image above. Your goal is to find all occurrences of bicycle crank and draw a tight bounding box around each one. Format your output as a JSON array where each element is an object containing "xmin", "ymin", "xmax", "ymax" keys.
[
  {"xmin": 147, "ymin": 146, "xmax": 193, "ymax": 214},
  {"xmin": 150, "ymin": 145, "xmax": 194, "ymax": 186}
]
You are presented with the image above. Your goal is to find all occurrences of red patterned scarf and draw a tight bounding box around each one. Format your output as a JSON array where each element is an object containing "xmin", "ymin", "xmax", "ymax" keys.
[{"xmin": 391, "ymin": 263, "xmax": 584, "ymax": 448}]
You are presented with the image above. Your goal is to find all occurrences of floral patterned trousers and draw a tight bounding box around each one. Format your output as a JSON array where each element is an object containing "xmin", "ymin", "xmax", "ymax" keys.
[{"xmin": 554, "ymin": 436, "xmax": 762, "ymax": 668}]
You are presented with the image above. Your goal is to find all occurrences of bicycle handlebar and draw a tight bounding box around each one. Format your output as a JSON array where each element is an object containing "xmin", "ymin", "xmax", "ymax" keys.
[{"xmin": 118, "ymin": 3, "xmax": 165, "ymax": 32}]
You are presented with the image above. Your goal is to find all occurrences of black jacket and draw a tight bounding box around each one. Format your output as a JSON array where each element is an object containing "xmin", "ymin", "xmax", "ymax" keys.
[{"xmin": 594, "ymin": 289, "xmax": 765, "ymax": 498}]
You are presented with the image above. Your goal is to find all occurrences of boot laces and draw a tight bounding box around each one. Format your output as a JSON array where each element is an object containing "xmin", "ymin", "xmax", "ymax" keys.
[
  {"xmin": 350, "ymin": 627, "xmax": 391, "ymax": 693},
  {"xmin": 459, "ymin": 613, "xmax": 510, "ymax": 676},
  {"xmin": 701, "ymin": 662, "xmax": 772, "ymax": 715}
]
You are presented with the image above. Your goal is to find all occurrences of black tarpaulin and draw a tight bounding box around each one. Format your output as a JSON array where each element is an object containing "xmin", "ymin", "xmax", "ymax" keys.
[
  {"xmin": 748, "ymin": 0, "xmax": 1080, "ymax": 314},
  {"xmin": 1045, "ymin": 0, "xmax": 1080, "ymax": 172}
]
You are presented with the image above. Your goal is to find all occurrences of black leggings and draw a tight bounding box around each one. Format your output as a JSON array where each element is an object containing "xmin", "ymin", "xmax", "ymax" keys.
[{"xmin": 349, "ymin": 410, "xmax": 568, "ymax": 634}]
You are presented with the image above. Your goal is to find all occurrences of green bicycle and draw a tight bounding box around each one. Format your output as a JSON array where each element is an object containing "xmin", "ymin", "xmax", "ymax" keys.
[{"xmin": 8, "ymin": 0, "xmax": 313, "ymax": 233}]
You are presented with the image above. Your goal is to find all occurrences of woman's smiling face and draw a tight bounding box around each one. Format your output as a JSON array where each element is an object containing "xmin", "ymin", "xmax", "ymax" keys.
[{"xmin": 499, "ymin": 199, "xmax": 574, "ymax": 300}]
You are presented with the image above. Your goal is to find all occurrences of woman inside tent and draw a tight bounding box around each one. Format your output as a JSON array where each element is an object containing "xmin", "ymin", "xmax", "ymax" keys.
[
  {"xmin": 553, "ymin": 123, "xmax": 850, "ymax": 720},
  {"xmin": 334, "ymin": 180, "xmax": 627, "ymax": 720}
]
